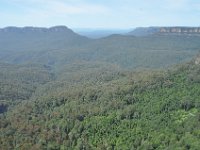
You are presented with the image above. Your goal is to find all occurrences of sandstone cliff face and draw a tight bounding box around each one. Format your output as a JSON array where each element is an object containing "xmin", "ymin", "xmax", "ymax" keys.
[
  {"xmin": 129, "ymin": 27, "xmax": 200, "ymax": 36},
  {"xmin": 195, "ymin": 55, "xmax": 200, "ymax": 65},
  {"xmin": 160, "ymin": 27, "xmax": 200, "ymax": 34}
]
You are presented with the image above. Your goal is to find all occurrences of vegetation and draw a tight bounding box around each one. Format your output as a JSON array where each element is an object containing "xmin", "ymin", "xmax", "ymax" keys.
[
  {"xmin": 1, "ymin": 27, "xmax": 200, "ymax": 69},
  {"xmin": 1, "ymin": 58, "xmax": 200, "ymax": 149},
  {"xmin": 1, "ymin": 27, "xmax": 200, "ymax": 149}
]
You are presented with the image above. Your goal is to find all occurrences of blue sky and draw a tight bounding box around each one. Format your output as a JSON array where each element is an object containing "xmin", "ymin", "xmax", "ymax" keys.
[{"xmin": 0, "ymin": 0, "xmax": 200, "ymax": 28}]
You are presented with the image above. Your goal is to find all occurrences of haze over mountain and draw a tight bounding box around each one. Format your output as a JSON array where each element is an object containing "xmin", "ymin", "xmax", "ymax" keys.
[
  {"xmin": 0, "ymin": 26, "xmax": 89, "ymax": 52},
  {"xmin": 0, "ymin": 26, "xmax": 200, "ymax": 69},
  {"xmin": 75, "ymin": 28, "xmax": 132, "ymax": 39}
]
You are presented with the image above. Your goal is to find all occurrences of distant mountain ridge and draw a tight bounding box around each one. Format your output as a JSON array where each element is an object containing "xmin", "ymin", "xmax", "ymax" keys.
[
  {"xmin": 0, "ymin": 26, "xmax": 74, "ymax": 33},
  {"xmin": 0, "ymin": 25, "xmax": 89, "ymax": 50},
  {"xmin": 0, "ymin": 25, "xmax": 200, "ymax": 69},
  {"xmin": 0, "ymin": 25, "xmax": 89, "ymax": 41},
  {"xmin": 129, "ymin": 26, "xmax": 200, "ymax": 36},
  {"xmin": 75, "ymin": 29, "xmax": 131, "ymax": 39},
  {"xmin": 128, "ymin": 27, "xmax": 160, "ymax": 36}
]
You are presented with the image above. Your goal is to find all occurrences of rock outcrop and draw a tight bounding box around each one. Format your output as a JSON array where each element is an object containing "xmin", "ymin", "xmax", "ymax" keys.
[
  {"xmin": 160, "ymin": 27, "xmax": 200, "ymax": 34},
  {"xmin": 195, "ymin": 55, "xmax": 200, "ymax": 65},
  {"xmin": 129, "ymin": 27, "xmax": 200, "ymax": 36}
]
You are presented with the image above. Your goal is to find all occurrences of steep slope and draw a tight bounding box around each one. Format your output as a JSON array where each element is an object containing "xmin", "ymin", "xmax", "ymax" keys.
[
  {"xmin": 0, "ymin": 63, "xmax": 53, "ymax": 113},
  {"xmin": 0, "ymin": 62, "xmax": 55, "ymax": 146},
  {"xmin": 81, "ymin": 34, "xmax": 200, "ymax": 68}
]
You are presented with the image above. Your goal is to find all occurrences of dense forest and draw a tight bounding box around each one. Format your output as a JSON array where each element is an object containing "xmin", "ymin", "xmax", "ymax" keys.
[
  {"xmin": 1, "ymin": 56, "xmax": 200, "ymax": 149},
  {"xmin": 1, "ymin": 27, "xmax": 200, "ymax": 68},
  {"xmin": 1, "ymin": 27, "xmax": 200, "ymax": 149}
]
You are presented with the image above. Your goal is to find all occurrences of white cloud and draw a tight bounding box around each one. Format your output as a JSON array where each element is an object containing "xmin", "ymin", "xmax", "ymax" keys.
[
  {"xmin": 48, "ymin": 1, "xmax": 110, "ymax": 14},
  {"xmin": 0, "ymin": 0, "xmax": 111, "ymax": 27},
  {"xmin": 7, "ymin": 0, "xmax": 110, "ymax": 15},
  {"xmin": 1, "ymin": 0, "xmax": 199, "ymax": 28}
]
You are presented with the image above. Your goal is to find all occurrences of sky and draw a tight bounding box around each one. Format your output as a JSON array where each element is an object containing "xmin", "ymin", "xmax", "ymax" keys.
[{"xmin": 0, "ymin": 0, "xmax": 200, "ymax": 29}]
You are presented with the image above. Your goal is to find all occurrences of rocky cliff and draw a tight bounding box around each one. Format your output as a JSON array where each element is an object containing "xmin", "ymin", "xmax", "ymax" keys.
[
  {"xmin": 129, "ymin": 27, "xmax": 200, "ymax": 36},
  {"xmin": 159, "ymin": 27, "xmax": 200, "ymax": 34}
]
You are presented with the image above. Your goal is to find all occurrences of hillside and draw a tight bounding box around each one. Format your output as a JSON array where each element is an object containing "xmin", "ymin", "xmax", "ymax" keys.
[
  {"xmin": 1, "ymin": 56, "xmax": 200, "ymax": 149},
  {"xmin": 0, "ymin": 26, "xmax": 89, "ymax": 48},
  {"xmin": 0, "ymin": 26, "xmax": 90, "ymax": 64},
  {"xmin": 0, "ymin": 63, "xmax": 54, "ymax": 114},
  {"xmin": 84, "ymin": 34, "xmax": 200, "ymax": 68},
  {"xmin": 1, "ymin": 25, "xmax": 200, "ymax": 149},
  {"xmin": 0, "ymin": 26, "xmax": 200, "ymax": 69}
]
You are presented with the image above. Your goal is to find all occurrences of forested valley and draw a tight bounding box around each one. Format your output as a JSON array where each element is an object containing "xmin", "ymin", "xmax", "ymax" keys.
[{"xmin": 0, "ymin": 26, "xmax": 200, "ymax": 149}]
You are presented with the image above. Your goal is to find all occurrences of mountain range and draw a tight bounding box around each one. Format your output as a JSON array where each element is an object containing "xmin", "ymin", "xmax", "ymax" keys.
[
  {"xmin": 1, "ymin": 25, "xmax": 200, "ymax": 149},
  {"xmin": 0, "ymin": 26, "xmax": 200, "ymax": 69}
]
